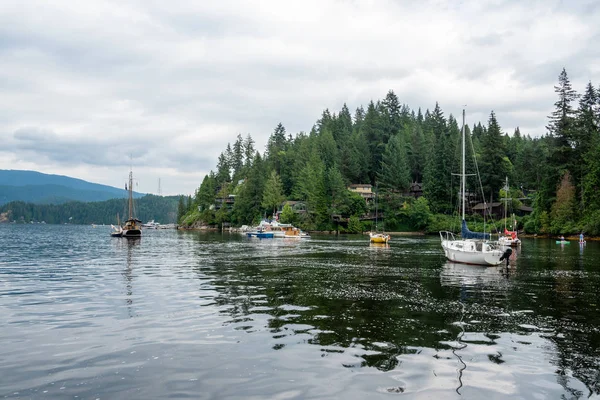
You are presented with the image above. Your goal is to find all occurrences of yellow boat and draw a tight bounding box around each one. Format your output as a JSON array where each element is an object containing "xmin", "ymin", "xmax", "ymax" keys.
[
  {"xmin": 369, "ymin": 184, "xmax": 389, "ymax": 244},
  {"xmin": 369, "ymin": 232, "xmax": 390, "ymax": 244}
]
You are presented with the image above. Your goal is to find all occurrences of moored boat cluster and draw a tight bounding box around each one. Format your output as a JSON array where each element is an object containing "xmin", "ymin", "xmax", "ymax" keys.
[{"xmin": 238, "ymin": 220, "xmax": 310, "ymax": 239}]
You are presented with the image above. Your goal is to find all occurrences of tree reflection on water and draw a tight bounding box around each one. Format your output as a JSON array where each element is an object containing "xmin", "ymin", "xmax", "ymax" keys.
[{"xmin": 193, "ymin": 234, "xmax": 600, "ymax": 396}]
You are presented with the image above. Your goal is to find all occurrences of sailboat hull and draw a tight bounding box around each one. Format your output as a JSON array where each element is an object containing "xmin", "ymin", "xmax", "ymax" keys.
[
  {"xmin": 498, "ymin": 237, "xmax": 521, "ymax": 247},
  {"xmin": 441, "ymin": 238, "xmax": 504, "ymax": 266},
  {"xmin": 122, "ymin": 229, "xmax": 141, "ymax": 238},
  {"xmin": 121, "ymin": 216, "xmax": 142, "ymax": 238}
]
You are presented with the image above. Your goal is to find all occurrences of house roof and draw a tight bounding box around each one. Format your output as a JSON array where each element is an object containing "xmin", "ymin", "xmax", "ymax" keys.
[
  {"xmin": 472, "ymin": 202, "xmax": 502, "ymax": 210},
  {"xmin": 348, "ymin": 184, "xmax": 372, "ymax": 188},
  {"xmin": 283, "ymin": 200, "xmax": 304, "ymax": 205}
]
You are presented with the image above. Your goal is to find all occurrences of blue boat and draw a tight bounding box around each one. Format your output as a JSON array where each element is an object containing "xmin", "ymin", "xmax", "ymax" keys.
[
  {"xmin": 246, "ymin": 231, "xmax": 274, "ymax": 238},
  {"xmin": 256, "ymin": 232, "xmax": 274, "ymax": 238}
]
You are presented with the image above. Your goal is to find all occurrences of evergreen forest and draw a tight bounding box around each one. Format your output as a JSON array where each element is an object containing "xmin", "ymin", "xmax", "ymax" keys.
[
  {"xmin": 179, "ymin": 68, "xmax": 599, "ymax": 236},
  {"xmin": 1, "ymin": 195, "xmax": 179, "ymax": 225}
]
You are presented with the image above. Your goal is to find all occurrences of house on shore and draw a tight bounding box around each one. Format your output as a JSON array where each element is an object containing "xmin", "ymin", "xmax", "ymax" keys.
[
  {"xmin": 472, "ymin": 202, "xmax": 533, "ymax": 219},
  {"xmin": 347, "ymin": 184, "xmax": 375, "ymax": 203}
]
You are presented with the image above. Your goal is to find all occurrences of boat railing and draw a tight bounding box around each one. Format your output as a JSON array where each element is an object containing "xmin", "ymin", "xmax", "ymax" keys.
[
  {"xmin": 485, "ymin": 240, "xmax": 501, "ymax": 250},
  {"xmin": 439, "ymin": 231, "xmax": 456, "ymax": 242}
]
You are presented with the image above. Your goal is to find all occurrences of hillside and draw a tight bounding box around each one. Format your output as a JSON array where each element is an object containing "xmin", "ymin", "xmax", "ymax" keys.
[
  {"xmin": 180, "ymin": 69, "xmax": 600, "ymax": 236},
  {"xmin": 0, "ymin": 170, "xmax": 143, "ymax": 205},
  {"xmin": 0, "ymin": 195, "xmax": 180, "ymax": 225}
]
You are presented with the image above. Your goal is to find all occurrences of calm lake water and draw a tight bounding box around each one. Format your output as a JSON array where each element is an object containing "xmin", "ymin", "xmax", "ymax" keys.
[{"xmin": 1, "ymin": 224, "xmax": 599, "ymax": 399}]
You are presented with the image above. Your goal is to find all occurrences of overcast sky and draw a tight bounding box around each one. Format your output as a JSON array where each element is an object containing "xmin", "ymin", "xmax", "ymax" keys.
[{"xmin": 1, "ymin": 0, "xmax": 599, "ymax": 195}]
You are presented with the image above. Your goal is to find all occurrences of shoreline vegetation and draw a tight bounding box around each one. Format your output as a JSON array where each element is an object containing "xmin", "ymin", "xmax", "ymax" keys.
[
  {"xmin": 0, "ymin": 195, "xmax": 179, "ymax": 225},
  {"xmin": 178, "ymin": 68, "xmax": 600, "ymax": 239}
]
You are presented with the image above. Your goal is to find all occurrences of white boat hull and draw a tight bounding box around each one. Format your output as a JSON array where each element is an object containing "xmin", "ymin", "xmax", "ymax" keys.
[
  {"xmin": 498, "ymin": 236, "xmax": 521, "ymax": 247},
  {"xmin": 283, "ymin": 232, "xmax": 310, "ymax": 239},
  {"xmin": 441, "ymin": 238, "xmax": 504, "ymax": 266}
]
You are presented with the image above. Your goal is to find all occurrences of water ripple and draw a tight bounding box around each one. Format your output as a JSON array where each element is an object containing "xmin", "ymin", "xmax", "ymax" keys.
[{"xmin": 1, "ymin": 226, "xmax": 600, "ymax": 398}]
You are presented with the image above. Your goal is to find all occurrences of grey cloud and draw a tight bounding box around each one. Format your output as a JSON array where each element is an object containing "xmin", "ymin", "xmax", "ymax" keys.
[
  {"xmin": 14, "ymin": 126, "xmax": 218, "ymax": 172},
  {"xmin": 0, "ymin": 32, "xmax": 139, "ymax": 69},
  {"xmin": 344, "ymin": 66, "xmax": 413, "ymax": 82},
  {"xmin": 11, "ymin": 126, "xmax": 222, "ymax": 177},
  {"xmin": 162, "ymin": 151, "xmax": 216, "ymax": 174},
  {"xmin": 582, "ymin": 1, "xmax": 600, "ymax": 14},
  {"xmin": 510, "ymin": 54, "xmax": 598, "ymax": 90},
  {"xmin": 469, "ymin": 32, "xmax": 508, "ymax": 47},
  {"xmin": 148, "ymin": 8, "xmax": 266, "ymax": 39},
  {"xmin": 12, "ymin": 127, "xmax": 147, "ymax": 166},
  {"xmin": 1, "ymin": 0, "xmax": 599, "ymax": 195},
  {"xmin": 0, "ymin": 26, "xmax": 152, "ymax": 79}
]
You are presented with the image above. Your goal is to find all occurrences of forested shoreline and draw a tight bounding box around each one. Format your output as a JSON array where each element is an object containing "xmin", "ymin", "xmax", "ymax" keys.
[
  {"xmin": 179, "ymin": 69, "xmax": 600, "ymax": 236},
  {"xmin": 0, "ymin": 195, "xmax": 179, "ymax": 225},
  {"xmin": 180, "ymin": 69, "xmax": 599, "ymax": 236}
]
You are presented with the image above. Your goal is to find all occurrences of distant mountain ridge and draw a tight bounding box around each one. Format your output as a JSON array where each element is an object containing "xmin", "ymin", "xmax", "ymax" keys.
[{"xmin": 0, "ymin": 170, "xmax": 144, "ymax": 205}]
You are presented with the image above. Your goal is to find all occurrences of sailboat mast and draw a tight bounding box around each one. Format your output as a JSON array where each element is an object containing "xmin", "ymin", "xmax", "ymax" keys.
[
  {"xmin": 374, "ymin": 183, "xmax": 378, "ymax": 231},
  {"xmin": 504, "ymin": 176, "xmax": 508, "ymax": 232},
  {"xmin": 128, "ymin": 170, "xmax": 133, "ymax": 220},
  {"xmin": 461, "ymin": 109, "xmax": 466, "ymax": 222}
]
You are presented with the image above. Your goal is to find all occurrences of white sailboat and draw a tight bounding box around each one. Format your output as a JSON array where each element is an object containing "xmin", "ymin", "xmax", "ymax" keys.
[
  {"xmin": 110, "ymin": 213, "xmax": 123, "ymax": 237},
  {"xmin": 439, "ymin": 110, "xmax": 510, "ymax": 266},
  {"xmin": 498, "ymin": 177, "xmax": 521, "ymax": 247}
]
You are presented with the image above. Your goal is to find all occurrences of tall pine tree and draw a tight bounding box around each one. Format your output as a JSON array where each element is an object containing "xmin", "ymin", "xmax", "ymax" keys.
[
  {"xmin": 262, "ymin": 170, "xmax": 285, "ymax": 218},
  {"xmin": 576, "ymin": 82, "xmax": 598, "ymax": 209},
  {"xmin": 540, "ymin": 68, "xmax": 579, "ymax": 213},
  {"xmin": 479, "ymin": 111, "xmax": 509, "ymax": 200},
  {"xmin": 378, "ymin": 133, "xmax": 410, "ymax": 193}
]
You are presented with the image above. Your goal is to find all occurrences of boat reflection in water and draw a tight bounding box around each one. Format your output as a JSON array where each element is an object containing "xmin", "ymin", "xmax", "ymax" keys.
[
  {"xmin": 438, "ymin": 260, "xmax": 513, "ymax": 395},
  {"xmin": 120, "ymin": 236, "xmax": 139, "ymax": 317},
  {"xmin": 439, "ymin": 261, "xmax": 514, "ymax": 293},
  {"xmin": 369, "ymin": 242, "xmax": 390, "ymax": 250},
  {"xmin": 440, "ymin": 244, "xmax": 519, "ymax": 289}
]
